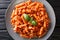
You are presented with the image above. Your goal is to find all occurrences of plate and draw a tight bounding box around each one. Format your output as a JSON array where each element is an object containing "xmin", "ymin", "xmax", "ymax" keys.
[{"xmin": 5, "ymin": 0, "xmax": 56, "ymax": 40}]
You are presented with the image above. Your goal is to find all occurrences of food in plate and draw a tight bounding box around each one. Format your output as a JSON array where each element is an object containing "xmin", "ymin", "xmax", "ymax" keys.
[{"xmin": 10, "ymin": 0, "xmax": 50, "ymax": 39}]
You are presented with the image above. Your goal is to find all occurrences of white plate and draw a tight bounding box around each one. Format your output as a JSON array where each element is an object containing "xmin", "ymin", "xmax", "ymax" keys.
[{"xmin": 5, "ymin": 0, "xmax": 56, "ymax": 40}]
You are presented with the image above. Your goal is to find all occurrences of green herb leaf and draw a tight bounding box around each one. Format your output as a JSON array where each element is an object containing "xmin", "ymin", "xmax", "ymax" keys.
[
  {"xmin": 31, "ymin": 20, "xmax": 37, "ymax": 26},
  {"xmin": 23, "ymin": 14, "xmax": 31, "ymax": 21}
]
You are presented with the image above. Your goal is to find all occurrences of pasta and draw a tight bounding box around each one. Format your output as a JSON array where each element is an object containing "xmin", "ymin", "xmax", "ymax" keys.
[{"xmin": 11, "ymin": 0, "xmax": 50, "ymax": 39}]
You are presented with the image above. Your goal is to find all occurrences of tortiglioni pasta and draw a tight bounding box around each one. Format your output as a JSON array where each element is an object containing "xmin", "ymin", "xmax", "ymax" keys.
[{"xmin": 11, "ymin": 0, "xmax": 50, "ymax": 39}]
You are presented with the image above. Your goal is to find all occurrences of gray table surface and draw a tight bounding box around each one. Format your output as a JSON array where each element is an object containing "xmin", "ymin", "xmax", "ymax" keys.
[{"xmin": 0, "ymin": 0, "xmax": 60, "ymax": 40}]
